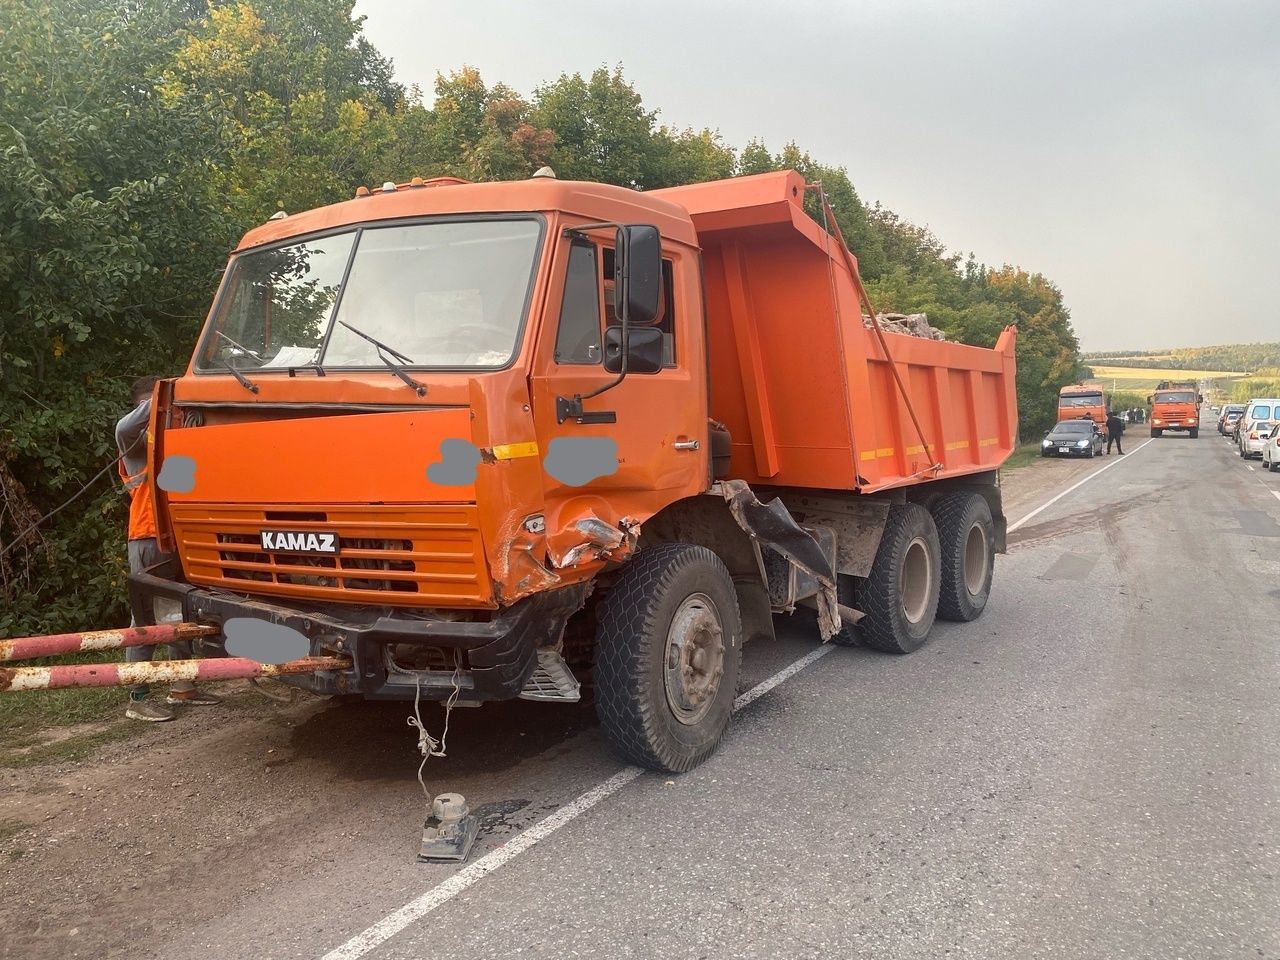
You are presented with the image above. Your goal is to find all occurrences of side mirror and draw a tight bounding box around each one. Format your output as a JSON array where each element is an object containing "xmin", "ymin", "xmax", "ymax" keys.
[
  {"xmin": 604, "ymin": 325, "xmax": 663, "ymax": 375},
  {"xmin": 1198, "ymin": 394, "xmax": 1204, "ymax": 403},
  {"xmin": 614, "ymin": 225, "xmax": 661, "ymax": 328},
  {"xmin": 1146, "ymin": 395, "xmax": 1153, "ymax": 404}
]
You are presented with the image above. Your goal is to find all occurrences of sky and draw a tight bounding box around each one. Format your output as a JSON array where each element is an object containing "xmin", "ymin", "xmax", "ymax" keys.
[{"xmin": 355, "ymin": 0, "xmax": 1280, "ymax": 352}]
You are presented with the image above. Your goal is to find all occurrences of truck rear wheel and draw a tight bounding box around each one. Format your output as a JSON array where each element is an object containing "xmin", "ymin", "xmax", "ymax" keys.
[
  {"xmin": 594, "ymin": 543, "xmax": 743, "ymax": 773},
  {"xmin": 855, "ymin": 503, "xmax": 941, "ymax": 654},
  {"xmin": 932, "ymin": 492, "xmax": 994, "ymax": 622}
]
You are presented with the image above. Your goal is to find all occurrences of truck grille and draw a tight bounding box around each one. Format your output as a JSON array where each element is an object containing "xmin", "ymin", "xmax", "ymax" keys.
[{"xmin": 170, "ymin": 505, "xmax": 490, "ymax": 607}]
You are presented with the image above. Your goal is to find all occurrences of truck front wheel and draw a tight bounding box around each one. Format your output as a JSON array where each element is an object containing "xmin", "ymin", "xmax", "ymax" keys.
[
  {"xmin": 1151, "ymin": 428, "xmax": 1162, "ymax": 437},
  {"xmin": 855, "ymin": 503, "xmax": 941, "ymax": 654},
  {"xmin": 932, "ymin": 492, "xmax": 995, "ymax": 623},
  {"xmin": 594, "ymin": 543, "xmax": 743, "ymax": 773},
  {"xmin": 1189, "ymin": 428, "xmax": 1199, "ymax": 439}
]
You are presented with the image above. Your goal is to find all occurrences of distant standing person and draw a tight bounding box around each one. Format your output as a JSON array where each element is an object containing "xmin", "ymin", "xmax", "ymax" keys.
[
  {"xmin": 1106, "ymin": 409, "xmax": 1126, "ymax": 455},
  {"xmin": 117, "ymin": 376, "xmax": 221, "ymax": 722}
]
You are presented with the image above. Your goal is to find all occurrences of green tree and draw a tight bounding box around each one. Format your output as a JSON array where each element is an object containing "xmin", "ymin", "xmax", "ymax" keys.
[
  {"xmin": 530, "ymin": 66, "xmax": 658, "ymax": 187},
  {"xmin": 0, "ymin": 0, "xmax": 233, "ymax": 632}
]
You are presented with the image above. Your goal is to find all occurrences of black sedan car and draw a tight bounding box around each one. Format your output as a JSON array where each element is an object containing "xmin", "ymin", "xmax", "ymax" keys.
[{"xmin": 1041, "ymin": 419, "xmax": 1104, "ymax": 458}]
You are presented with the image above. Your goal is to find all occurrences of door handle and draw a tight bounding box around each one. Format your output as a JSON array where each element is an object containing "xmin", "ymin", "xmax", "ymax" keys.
[{"xmin": 673, "ymin": 439, "xmax": 700, "ymax": 451}]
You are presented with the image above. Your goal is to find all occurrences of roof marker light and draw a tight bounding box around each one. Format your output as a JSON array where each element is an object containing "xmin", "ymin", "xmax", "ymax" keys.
[
  {"xmin": 355, "ymin": 186, "xmax": 370, "ymax": 197},
  {"xmin": 268, "ymin": 210, "xmax": 287, "ymax": 220},
  {"xmin": 382, "ymin": 181, "xmax": 397, "ymax": 193}
]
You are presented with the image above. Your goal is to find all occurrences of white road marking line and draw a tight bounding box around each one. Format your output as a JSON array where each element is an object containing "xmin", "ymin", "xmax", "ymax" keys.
[
  {"xmin": 320, "ymin": 644, "xmax": 835, "ymax": 960},
  {"xmin": 733, "ymin": 644, "xmax": 833, "ymax": 711},
  {"xmin": 1273, "ymin": 491, "xmax": 1280, "ymax": 503},
  {"xmin": 1008, "ymin": 438, "xmax": 1153, "ymax": 533},
  {"xmin": 1248, "ymin": 465, "xmax": 1255, "ymax": 471}
]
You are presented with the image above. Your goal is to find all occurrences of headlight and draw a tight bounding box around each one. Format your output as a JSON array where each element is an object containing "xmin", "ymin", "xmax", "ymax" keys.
[
  {"xmin": 152, "ymin": 596, "xmax": 183, "ymax": 625},
  {"xmin": 1076, "ymin": 439, "xmax": 1089, "ymax": 447},
  {"xmin": 1042, "ymin": 439, "xmax": 1052, "ymax": 446},
  {"xmin": 1153, "ymin": 418, "xmax": 1163, "ymax": 424}
]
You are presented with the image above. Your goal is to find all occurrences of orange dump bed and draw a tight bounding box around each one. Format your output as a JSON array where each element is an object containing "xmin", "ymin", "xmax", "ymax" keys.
[{"xmin": 653, "ymin": 172, "xmax": 1018, "ymax": 493}]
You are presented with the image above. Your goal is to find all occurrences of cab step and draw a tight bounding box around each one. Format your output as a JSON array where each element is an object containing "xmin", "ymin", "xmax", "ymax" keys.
[{"xmin": 518, "ymin": 648, "xmax": 580, "ymax": 703}]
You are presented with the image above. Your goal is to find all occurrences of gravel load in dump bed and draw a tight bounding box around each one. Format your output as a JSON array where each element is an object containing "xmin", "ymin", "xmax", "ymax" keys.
[{"xmin": 864, "ymin": 312, "xmax": 947, "ymax": 340}]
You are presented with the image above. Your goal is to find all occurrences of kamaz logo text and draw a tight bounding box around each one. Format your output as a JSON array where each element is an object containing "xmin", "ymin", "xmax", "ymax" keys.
[{"xmin": 259, "ymin": 530, "xmax": 340, "ymax": 554}]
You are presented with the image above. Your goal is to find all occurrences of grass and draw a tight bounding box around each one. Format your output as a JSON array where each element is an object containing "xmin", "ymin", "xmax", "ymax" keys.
[
  {"xmin": 0, "ymin": 650, "xmax": 133, "ymax": 752},
  {"xmin": 1001, "ymin": 441, "xmax": 1044, "ymax": 471},
  {"xmin": 0, "ymin": 647, "xmax": 217, "ymax": 768},
  {"xmin": 0, "ymin": 720, "xmax": 142, "ymax": 769},
  {"xmin": 0, "ymin": 667, "xmax": 141, "ymax": 769}
]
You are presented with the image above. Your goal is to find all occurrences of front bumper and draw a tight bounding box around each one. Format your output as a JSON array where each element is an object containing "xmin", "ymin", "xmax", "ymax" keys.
[
  {"xmin": 1042, "ymin": 445, "xmax": 1095, "ymax": 457},
  {"xmin": 129, "ymin": 562, "xmax": 587, "ymax": 702}
]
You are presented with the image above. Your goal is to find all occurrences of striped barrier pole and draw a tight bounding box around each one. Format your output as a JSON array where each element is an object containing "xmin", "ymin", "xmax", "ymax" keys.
[
  {"xmin": 0, "ymin": 623, "xmax": 220, "ymax": 663},
  {"xmin": 0, "ymin": 655, "xmax": 350, "ymax": 693}
]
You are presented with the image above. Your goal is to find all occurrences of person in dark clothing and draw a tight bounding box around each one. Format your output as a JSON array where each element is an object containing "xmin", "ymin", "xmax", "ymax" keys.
[{"xmin": 1106, "ymin": 410, "xmax": 1126, "ymax": 454}]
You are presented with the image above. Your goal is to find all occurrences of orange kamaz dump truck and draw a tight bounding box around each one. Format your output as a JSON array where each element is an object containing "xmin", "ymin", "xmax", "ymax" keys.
[
  {"xmin": 1149, "ymin": 383, "xmax": 1202, "ymax": 438},
  {"xmin": 131, "ymin": 170, "xmax": 1018, "ymax": 772},
  {"xmin": 1057, "ymin": 384, "xmax": 1108, "ymax": 439}
]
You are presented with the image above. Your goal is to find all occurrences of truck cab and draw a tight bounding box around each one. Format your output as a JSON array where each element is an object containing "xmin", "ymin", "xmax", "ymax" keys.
[
  {"xmin": 1149, "ymin": 388, "xmax": 1201, "ymax": 437},
  {"xmin": 1057, "ymin": 385, "xmax": 1108, "ymax": 439}
]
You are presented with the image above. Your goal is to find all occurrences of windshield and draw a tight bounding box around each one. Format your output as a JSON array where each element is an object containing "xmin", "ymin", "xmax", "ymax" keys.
[
  {"xmin": 1155, "ymin": 391, "xmax": 1196, "ymax": 403},
  {"xmin": 1249, "ymin": 404, "xmax": 1273, "ymax": 420},
  {"xmin": 1059, "ymin": 394, "xmax": 1103, "ymax": 408},
  {"xmin": 1051, "ymin": 422, "xmax": 1093, "ymax": 435},
  {"xmin": 197, "ymin": 219, "xmax": 543, "ymax": 372}
]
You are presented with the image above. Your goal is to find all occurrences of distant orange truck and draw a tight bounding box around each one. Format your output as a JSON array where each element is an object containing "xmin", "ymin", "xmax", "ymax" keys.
[
  {"xmin": 1058, "ymin": 384, "xmax": 1109, "ymax": 439},
  {"xmin": 132, "ymin": 170, "xmax": 1018, "ymax": 772},
  {"xmin": 1149, "ymin": 382, "xmax": 1202, "ymax": 438}
]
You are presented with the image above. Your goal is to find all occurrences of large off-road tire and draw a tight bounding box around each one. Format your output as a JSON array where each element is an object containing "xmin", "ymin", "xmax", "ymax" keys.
[
  {"xmin": 854, "ymin": 502, "xmax": 941, "ymax": 654},
  {"xmin": 594, "ymin": 543, "xmax": 743, "ymax": 773},
  {"xmin": 932, "ymin": 492, "xmax": 995, "ymax": 623}
]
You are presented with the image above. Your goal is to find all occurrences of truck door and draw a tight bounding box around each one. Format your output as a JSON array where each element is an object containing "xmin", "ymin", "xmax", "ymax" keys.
[{"xmin": 529, "ymin": 228, "xmax": 707, "ymax": 561}]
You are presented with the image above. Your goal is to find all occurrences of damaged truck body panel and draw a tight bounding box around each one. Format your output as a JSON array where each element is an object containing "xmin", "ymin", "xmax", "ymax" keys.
[{"xmin": 119, "ymin": 169, "xmax": 1016, "ymax": 773}]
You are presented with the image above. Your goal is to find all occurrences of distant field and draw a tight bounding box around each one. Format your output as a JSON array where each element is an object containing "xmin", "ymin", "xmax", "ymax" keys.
[
  {"xmin": 1085, "ymin": 364, "xmax": 1247, "ymax": 392},
  {"xmin": 1087, "ymin": 365, "xmax": 1247, "ymax": 380}
]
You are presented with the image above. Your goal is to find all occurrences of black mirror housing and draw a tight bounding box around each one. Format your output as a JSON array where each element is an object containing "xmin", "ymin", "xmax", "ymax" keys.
[
  {"xmin": 604, "ymin": 325, "xmax": 663, "ymax": 375},
  {"xmin": 614, "ymin": 225, "xmax": 661, "ymax": 327}
]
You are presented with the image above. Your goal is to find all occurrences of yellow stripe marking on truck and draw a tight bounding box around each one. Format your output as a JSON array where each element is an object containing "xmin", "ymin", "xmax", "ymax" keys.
[
  {"xmin": 979, "ymin": 437, "xmax": 999, "ymax": 447},
  {"xmin": 490, "ymin": 442, "xmax": 540, "ymax": 460},
  {"xmin": 858, "ymin": 447, "xmax": 901, "ymax": 461}
]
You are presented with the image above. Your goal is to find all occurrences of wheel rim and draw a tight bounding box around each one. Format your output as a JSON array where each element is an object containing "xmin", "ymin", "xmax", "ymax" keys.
[
  {"xmin": 664, "ymin": 593, "xmax": 725, "ymax": 726},
  {"xmin": 963, "ymin": 523, "xmax": 988, "ymax": 596},
  {"xmin": 901, "ymin": 537, "xmax": 932, "ymax": 625}
]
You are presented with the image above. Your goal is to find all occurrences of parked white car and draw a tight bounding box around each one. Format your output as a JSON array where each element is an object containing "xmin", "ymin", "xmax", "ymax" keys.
[
  {"xmin": 1238, "ymin": 398, "xmax": 1280, "ymax": 459},
  {"xmin": 1262, "ymin": 424, "xmax": 1280, "ymax": 472}
]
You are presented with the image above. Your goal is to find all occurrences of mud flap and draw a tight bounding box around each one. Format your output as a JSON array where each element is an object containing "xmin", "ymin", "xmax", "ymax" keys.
[{"xmin": 717, "ymin": 480, "xmax": 849, "ymax": 640}]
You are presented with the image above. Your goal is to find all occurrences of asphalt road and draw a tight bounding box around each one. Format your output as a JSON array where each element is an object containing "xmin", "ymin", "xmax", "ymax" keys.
[{"xmin": 6, "ymin": 421, "xmax": 1279, "ymax": 959}]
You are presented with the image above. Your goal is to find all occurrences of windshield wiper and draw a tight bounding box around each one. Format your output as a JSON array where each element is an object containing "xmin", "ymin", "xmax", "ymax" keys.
[
  {"xmin": 216, "ymin": 330, "xmax": 263, "ymax": 362},
  {"xmin": 218, "ymin": 358, "xmax": 259, "ymax": 394},
  {"xmin": 336, "ymin": 321, "xmax": 427, "ymax": 397}
]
